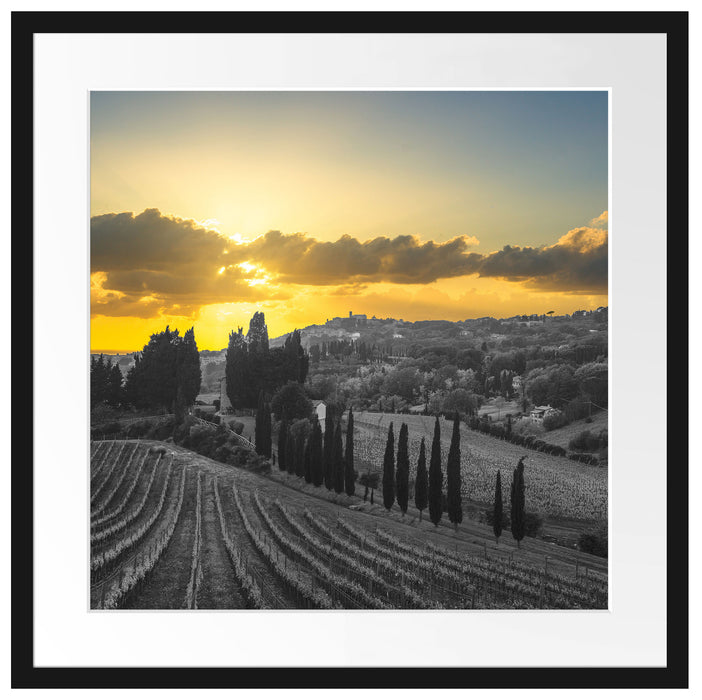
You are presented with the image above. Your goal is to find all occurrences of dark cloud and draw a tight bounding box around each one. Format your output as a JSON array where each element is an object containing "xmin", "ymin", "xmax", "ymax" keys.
[
  {"xmin": 475, "ymin": 226, "xmax": 608, "ymax": 293},
  {"xmin": 90, "ymin": 210, "xmax": 287, "ymax": 317},
  {"xmin": 240, "ymin": 231, "xmax": 483, "ymax": 285},
  {"xmin": 91, "ymin": 208, "xmax": 227, "ymax": 272},
  {"xmin": 90, "ymin": 209, "xmax": 607, "ymax": 318}
]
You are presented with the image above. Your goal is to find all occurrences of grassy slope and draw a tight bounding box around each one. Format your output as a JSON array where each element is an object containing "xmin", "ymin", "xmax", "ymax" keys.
[
  {"xmin": 352, "ymin": 412, "xmax": 607, "ymax": 523},
  {"xmin": 541, "ymin": 410, "xmax": 608, "ymax": 449},
  {"xmin": 147, "ymin": 439, "xmax": 607, "ymax": 576}
]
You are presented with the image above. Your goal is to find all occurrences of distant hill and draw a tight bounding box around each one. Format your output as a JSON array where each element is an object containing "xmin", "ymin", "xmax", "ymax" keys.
[{"xmin": 269, "ymin": 307, "xmax": 608, "ymax": 351}]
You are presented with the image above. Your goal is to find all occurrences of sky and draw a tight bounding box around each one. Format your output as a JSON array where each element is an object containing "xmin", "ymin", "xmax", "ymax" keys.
[{"xmin": 90, "ymin": 90, "xmax": 608, "ymax": 352}]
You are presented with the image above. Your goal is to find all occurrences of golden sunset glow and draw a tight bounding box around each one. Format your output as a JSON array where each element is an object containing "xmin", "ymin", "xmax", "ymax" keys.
[{"xmin": 90, "ymin": 91, "xmax": 608, "ymax": 351}]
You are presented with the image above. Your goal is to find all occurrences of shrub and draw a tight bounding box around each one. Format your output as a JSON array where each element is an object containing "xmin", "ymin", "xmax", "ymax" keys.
[
  {"xmin": 569, "ymin": 429, "xmax": 607, "ymax": 453},
  {"xmin": 569, "ymin": 452, "xmax": 600, "ymax": 466},
  {"xmin": 542, "ymin": 408, "xmax": 568, "ymax": 431},
  {"xmin": 513, "ymin": 417, "xmax": 545, "ymax": 437},
  {"xmin": 271, "ymin": 381, "xmax": 313, "ymax": 421},
  {"xmin": 523, "ymin": 511, "xmax": 543, "ymax": 537},
  {"xmin": 578, "ymin": 528, "xmax": 608, "ymax": 557},
  {"xmin": 483, "ymin": 509, "xmax": 542, "ymax": 537}
]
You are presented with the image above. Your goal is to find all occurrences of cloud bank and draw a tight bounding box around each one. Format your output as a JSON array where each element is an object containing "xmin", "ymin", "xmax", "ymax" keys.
[{"xmin": 90, "ymin": 208, "xmax": 607, "ymax": 317}]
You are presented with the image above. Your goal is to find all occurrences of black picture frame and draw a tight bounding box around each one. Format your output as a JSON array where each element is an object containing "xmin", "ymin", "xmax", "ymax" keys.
[{"xmin": 12, "ymin": 10, "xmax": 688, "ymax": 690}]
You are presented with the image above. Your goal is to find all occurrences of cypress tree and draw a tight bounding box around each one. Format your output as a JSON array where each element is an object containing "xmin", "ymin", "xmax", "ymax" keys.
[
  {"xmin": 344, "ymin": 407, "xmax": 355, "ymax": 496},
  {"xmin": 286, "ymin": 431, "xmax": 296, "ymax": 476},
  {"xmin": 224, "ymin": 326, "xmax": 247, "ymax": 409},
  {"xmin": 510, "ymin": 457, "xmax": 526, "ymax": 548},
  {"xmin": 447, "ymin": 413, "xmax": 463, "ymax": 530},
  {"xmin": 493, "ymin": 470, "xmax": 503, "ymax": 545},
  {"xmin": 311, "ymin": 418, "xmax": 324, "ymax": 487},
  {"xmin": 395, "ymin": 423, "xmax": 409, "ymax": 515},
  {"xmin": 428, "ymin": 416, "xmax": 443, "ymax": 526},
  {"xmin": 303, "ymin": 435, "xmax": 312, "ymax": 483},
  {"xmin": 107, "ymin": 363, "xmax": 124, "ymax": 407},
  {"xmin": 254, "ymin": 391, "xmax": 264, "ymax": 455},
  {"xmin": 278, "ymin": 416, "xmax": 289, "ymax": 472},
  {"xmin": 295, "ymin": 429, "xmax": 306, "ymax": 478},
  {"xmin": 333, "ymin": 421, "xmax": 344, "ymax": 494},
  {"xmin": 254, "ymin": 392, "xmax": 272, "ymax": 458},
  {"xmin": 177, "ymin": 327, "xmax": 202, "ymax": 408},
  {"xmin": 414, "ymin": 437, "xmax": 428, "ymax": 520},
  {"xmin": 323, "ymin": 408, "xmax": 335, "ymax": 490},
  {"xmin": 262, "ymin": 402, "xmax": 272, "ymax": 458},
  {"xmin": 382, "ymin": 422, "xmax": 395, "ymax": 511},
  {"xmin": 90, "ymin": 354, "xmax": 110, "ymax": 406}
]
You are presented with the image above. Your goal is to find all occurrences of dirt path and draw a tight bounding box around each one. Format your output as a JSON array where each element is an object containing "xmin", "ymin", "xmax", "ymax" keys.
[
  {"xmin": 124, "ymin": 468, "xmax": 198, "ymax": 609},
  {"xmin": 196, "ymin": 474, "xmax": 247, "ymax": 609}
]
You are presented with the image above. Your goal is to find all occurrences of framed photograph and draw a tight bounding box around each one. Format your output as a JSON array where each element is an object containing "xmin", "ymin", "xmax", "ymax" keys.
[{"xmin": 14, "ymin": 9, "xmax": 688, "ymax": 689}]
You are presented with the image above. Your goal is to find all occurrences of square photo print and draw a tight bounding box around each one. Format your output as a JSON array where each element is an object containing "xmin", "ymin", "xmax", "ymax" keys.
[{"xmin": 89, "ymin": 90, "xmax": 608, "ymax": 610}]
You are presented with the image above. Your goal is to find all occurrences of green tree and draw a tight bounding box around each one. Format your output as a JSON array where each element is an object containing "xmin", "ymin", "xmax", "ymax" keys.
[
  {"xmin": 428, "ymin": 416, "xmax": 443, "ymax": 526},
  {"xmin": 123, "ymin": 326, "xmax": 201, "ymax": 413},
  {"xmin": 283, "ymin": 329, "xmax": 310, "ymax": 385},
  {"xmin": 414, "ymin": 437, "xmax": 428, "ymax": 520},
  {"xmin": 255, "ymin": 391, "xmax": 272, "ymax": 458},
  {"xmin": 295, "ymin": 428, "xmax": 306, "ymax": 478},
  {"xmin": 285, "ymin": 430, "xmax": 296, "ymax": 476},
  {"xmin": 323, "ymin": 408, "xmax": 335, "ymax": 490},
  {"xmin": 344, "ymin": 407, "xmax": 355, "ymax": 496},
  {"xmin": 90, "ymin": 354, "xmax": 111, "ymax": 406},
  {"xmin": 446, "ymin": 413, "xmax": 463, "ymax": 530},
  {"xmin": 225, "ymin": 314, "xmax": 310, "ymax": 409},
  {"xmin": 271, "ymin": 381, "xmax": 313, "ymax": 421},
  {"xmin": 107, "ymin": 362, "xmax": 124, "ymax": 407},
  {"xmin": 510, "ymin": 457, "xmax": 526, "ymax": 548},
  {"xmin": 176, "ymin": 327, "xmax": 202, "ymax": 418},
  {"xmin": 493, "ymin": 470, "xmax": 503, "ymax": 545},
  {"xmin": 395, "ymin": 423, "xmax": 410, "ymax": 515},
  {"xmin": 359, "ymin": 471, "xmax": 379, "ymax": 503},
  {"xmin": 333, "ymin": 421, "xmax": 344, "ymax": 493},
  {"xmin": 382, "ymin": 422, "xmax": 395, "ymax": 511},
  {"xmin": 310, "ymin": 418, "xmax": 324, "ymax": 487},
  {"xmin": 277, "ymin": 416, "xmax": 289, "ymax": 472},
  {"xmin": 225, "ymin": 326, "xmax": 247, "ymax": 409},
  {"xmin": 303, "ymin": 435, "xmax": 312, "ymax": 484}
]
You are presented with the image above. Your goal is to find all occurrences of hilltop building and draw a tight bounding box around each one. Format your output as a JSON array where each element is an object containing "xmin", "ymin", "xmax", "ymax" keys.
[{"xmin": 530, "ymin": 405, "xmax": 554, "ymax": 423}]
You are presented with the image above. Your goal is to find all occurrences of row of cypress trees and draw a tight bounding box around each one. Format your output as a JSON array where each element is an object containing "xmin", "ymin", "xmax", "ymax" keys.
[
  {"xmin": 276, "ymin": 407, "xmax": 356, "ymax": 497},
  {"xmin": 381, "ymin": 414, "xmax": 464, "ymax": 530}
]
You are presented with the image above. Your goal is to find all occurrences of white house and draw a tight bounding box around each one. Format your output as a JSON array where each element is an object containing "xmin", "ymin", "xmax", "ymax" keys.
[
  {"xmin": 312, "ymin": 400, "xmax": 326, "ymax": 428},
  {"xmin": 530, "ymin": 405, "xmax": 553, "ymax": 423}
]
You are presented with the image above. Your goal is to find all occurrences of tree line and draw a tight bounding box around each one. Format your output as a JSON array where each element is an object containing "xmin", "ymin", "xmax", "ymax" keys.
[
  {"xmin": 256, "ymin": 401, "xmax": 357, "ymax": 497},
  {"xmin": 90, "ymin": 326, "xmax": 202, "ymax": 418},
  {"xmin": 378, "ymin": 414, "xmax": 463, "ymax": 529},
  {"xmin": 225, "ymin": 312, "xmax": 309, "ymax": 409}
]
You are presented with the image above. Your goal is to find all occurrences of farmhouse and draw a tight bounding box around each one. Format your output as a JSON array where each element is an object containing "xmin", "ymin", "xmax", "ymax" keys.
[
  {"xmin": 312, "ymin": 400, "xmax": 327, "ymax": 427},
  {"xmin": 530, "ymin": 405, "xmax": 553, "ymax": 423}
]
